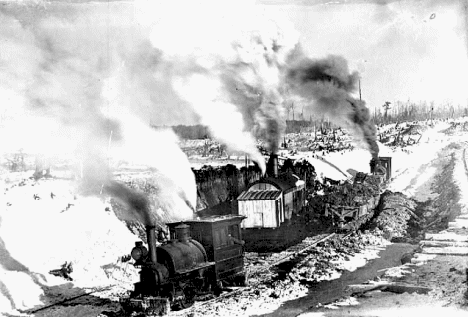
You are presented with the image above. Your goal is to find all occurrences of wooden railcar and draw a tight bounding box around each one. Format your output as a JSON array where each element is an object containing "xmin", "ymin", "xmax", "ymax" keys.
[{"xmin": 238, "ymin": 173, "xmax": 305, "ymax": 229}]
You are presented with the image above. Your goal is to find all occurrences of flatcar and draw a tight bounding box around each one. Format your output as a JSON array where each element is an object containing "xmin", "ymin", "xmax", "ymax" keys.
[
  {"xmin": 323, "ymin": 156, "xmax": 392, "ymax": 229},
  {"xmin": 120, "ymin": 215, "xmax": 246, "ymax": 316}
]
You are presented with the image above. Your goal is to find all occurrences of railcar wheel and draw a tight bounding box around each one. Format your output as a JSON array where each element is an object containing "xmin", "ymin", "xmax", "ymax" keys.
[{"xmin": 234, "ymin": 273, "xmax": 247, "ymax": 286}]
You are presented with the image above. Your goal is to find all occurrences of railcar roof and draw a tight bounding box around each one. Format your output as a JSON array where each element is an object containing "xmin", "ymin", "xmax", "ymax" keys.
[
  {"xmin": 167, "ymin": 214, "xmax": 245, "ymax": 225},
  {"xmin": 237, "ymin": 190, "xmax": 281, "ymax": 200},
  {"xmin": 250, "ymin": 173, "xmax": 303, "ymax": 192},
  {"xmin": 237, "ymin": 189, "xmax": 282, "ymax": 200}
]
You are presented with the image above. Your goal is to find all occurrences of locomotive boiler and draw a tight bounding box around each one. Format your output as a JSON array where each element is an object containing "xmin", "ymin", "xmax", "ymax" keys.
[{"xmin": 121, "ymin": 215, "xmax": 246, "ymax": 316}]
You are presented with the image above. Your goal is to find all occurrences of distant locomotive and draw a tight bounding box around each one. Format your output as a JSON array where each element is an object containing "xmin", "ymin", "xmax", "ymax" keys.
[
  {"xmin": 370, "ymin": 156, "xmax": 392, "ymax": 181},
  {"xmin": 120, "ymin": 215, "xmax": 246, "ymax": 316}
]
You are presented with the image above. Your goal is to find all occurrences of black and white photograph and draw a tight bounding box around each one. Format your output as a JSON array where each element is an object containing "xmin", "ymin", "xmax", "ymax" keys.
[{"xmin": 1, "ymin": 0, "xmax": 468, "ymax": 316}]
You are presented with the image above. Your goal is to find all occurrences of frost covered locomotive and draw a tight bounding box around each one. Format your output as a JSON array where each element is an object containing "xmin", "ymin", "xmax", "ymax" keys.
[{"xmin": 120, "ymin": 215, "xmax": 246, "ymax": 316}]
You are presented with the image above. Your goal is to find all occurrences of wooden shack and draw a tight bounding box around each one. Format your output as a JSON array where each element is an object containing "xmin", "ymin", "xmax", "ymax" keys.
[{"xmin": 237, "ymin": 173, "xmax": 305, "ymax": 229}]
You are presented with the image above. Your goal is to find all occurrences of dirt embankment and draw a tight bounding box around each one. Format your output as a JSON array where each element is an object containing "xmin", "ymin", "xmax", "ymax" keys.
[
  {"xmin": 195, "ymin": 160, "xmax": 318, "ymax": 214},
  {"xmin": 364, "ymin": 142, "xmax": 465, "ymax": 244},
  {"xmin": 193, "ymin": 165, "xmax": 262, "ymax": 212},
  {"xmin": 428, "ymin": 144, "xmax": 463, "ymax": 225},
  {"xmin": 364, "ymin": 191, "xmax": 418, "ymax": 241}
]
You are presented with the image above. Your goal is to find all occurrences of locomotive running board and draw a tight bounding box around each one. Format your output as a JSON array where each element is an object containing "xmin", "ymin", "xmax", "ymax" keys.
[{"xmin": 174, "ymin": 261, "xmax": 216, "ymax": 275}]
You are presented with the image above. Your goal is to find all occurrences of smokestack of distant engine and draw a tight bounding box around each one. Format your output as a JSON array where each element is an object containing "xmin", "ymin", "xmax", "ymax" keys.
[{"xmin": 267, "ymin": 153, "xmax": 279, "ymax": 178}]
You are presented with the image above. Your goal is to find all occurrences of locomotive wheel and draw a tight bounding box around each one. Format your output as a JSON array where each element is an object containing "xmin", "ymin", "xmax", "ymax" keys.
[
  {"xmin": 213, "ymin": 281, "xmax": 223, "ymax": 296},
  {"xmin": 173, "ymin": 284, "xmax": 196, "ymax": 310}
]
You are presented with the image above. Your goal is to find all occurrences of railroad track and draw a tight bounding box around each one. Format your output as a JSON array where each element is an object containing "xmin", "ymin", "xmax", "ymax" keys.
[
  {"xmin": 246, "ymin": 232, "xmax": 336, "ymax": 277},
  {"xmin": 171, "ymin": 231, "xmax": 347, "ymax": 316},
  {"xmin": 170, "ymin": 210, "xmax": 373, "ymax": 316}
]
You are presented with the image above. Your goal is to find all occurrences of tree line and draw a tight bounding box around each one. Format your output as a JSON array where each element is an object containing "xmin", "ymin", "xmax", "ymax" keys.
[{"xmin": 373, "ymin": 100, "xmax": 468, "ymax": 125}]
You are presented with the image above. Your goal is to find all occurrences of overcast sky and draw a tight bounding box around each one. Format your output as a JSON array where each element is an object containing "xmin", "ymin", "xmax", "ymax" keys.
[
  {"xmin": 261, "ymin": 0, "xmax": 468, "ymax": 113},
  {"xmin": 1, "ymin": 0, "xmax": 467, "ymax": 130}
]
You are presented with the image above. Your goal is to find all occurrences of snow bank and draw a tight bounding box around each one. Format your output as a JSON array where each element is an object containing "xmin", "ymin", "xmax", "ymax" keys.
[
  {"xmin": 452, "ymin": 145, "xmax": 468, "ymax": 213},
  {"xmin": 0, "ymin": 177, "xmax": 139, "ymax": 315},
  {"xmin": 385, "ymin": 124, "xmax": 453, "ymax": 196}
]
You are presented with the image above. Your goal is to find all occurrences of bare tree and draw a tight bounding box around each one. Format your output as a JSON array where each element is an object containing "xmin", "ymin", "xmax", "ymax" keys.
[
  {"xmin": 290, "ymin": 102, "xmax": 295, "ymax": 121},
  {"xmin": 382, "ymin": 101, "xmax": 392, "ymax": 122}
]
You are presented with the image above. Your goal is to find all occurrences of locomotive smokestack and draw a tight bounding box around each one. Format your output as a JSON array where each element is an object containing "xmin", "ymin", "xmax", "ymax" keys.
[
  {"xmin": 146, "ymin": 225, "xmax": 157, "ymax": 264},
  {"xmin": 267, "ymin": 153, "xmax": 279, "ymax": 178}
]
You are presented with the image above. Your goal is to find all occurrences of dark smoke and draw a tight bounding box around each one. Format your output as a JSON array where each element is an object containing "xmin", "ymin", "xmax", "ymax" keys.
[
  {"xmin": 286, "ymin": 54, "xmax": 379, "ymax": 158},
  {"xmin": 289, "ymin": 56, "xmax": 359, "ymax": 91},
  {"xmin": 105, "ymin": 181, "xmax": 153, "ymax": 226},
  {"xmin": 347, "ymin": 98, "xmax": 379, "ymax": 158},
  {"xmin": 263, "ymin": 102, "xmax": 283, "ymax": 153}
]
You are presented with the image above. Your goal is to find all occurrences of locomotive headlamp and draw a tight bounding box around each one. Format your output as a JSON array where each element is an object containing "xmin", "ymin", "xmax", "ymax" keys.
[{"xmin": 131, "ymin": 241, "xmax": 148, "ymax": 261}]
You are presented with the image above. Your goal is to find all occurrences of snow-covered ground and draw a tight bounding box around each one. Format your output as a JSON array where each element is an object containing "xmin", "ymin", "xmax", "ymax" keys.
[
  {"xmin": 0, "ymin": 177, "xmax": 140, "ymax": 316},
  {"xmin": 1, "ymin": 118, "xmax": 468, "ymax": 316}
]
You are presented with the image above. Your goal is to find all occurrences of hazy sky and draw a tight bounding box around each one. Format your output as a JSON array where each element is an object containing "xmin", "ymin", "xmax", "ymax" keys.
[
  {"xmin": 261, "ymin": 0, "xmax": 468, "ymax": 114},
  {"xmin": 0, "ymin": 0, "xmax": 467, "ymax": 130}
]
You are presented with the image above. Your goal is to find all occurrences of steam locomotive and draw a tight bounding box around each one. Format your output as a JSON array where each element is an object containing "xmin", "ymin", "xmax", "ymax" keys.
[{"xmin": 120, "ymin": 215, "xmax": 246, "ymax": 316}]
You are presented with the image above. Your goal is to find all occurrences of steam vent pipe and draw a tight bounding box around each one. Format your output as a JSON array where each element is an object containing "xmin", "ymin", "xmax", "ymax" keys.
[{"xmin": 146, "ymin": 225, "xmax": 157, "ymax": 264}]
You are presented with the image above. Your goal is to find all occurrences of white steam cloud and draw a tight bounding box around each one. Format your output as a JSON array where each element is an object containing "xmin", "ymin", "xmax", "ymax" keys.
[
  {"xmin": 0, "ymin": 2, "xmax": 197, "ymax": 223},
  {"xmin": 136, "ymin": 0, "xmax": 299, "ymax": 164}
]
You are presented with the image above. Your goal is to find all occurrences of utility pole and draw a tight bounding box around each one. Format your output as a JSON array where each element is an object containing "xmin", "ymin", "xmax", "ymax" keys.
[{"xmin": 359, "ymin": 79, "xmax": 362, "ymax": 101}]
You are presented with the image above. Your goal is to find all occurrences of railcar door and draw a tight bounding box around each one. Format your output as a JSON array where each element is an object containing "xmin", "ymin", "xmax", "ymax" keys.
[{"xmin": 253, "ymin": 212, "xmax": 263, "ymax": 227}]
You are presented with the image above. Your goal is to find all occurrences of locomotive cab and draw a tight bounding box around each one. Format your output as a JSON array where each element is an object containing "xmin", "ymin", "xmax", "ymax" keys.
[{"xmin": 167, "ymin": 215, "xmax": 246, "ymax": 286}]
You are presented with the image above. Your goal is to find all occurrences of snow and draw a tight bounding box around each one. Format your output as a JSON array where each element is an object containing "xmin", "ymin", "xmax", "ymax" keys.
[
  {"xmin": 334, "ymin": 245, "xmax": 389, "ymax": 273},
  {"xmin": 0, "ymin": 268, "xmax": 43, "ymax": 314},
  {"xmin": 1, "ymin": 118, "xmax": 468, "ymax": 316},
  {"xmin": 0, "ymin": 177, "xmax": 139, "ymax": 316},
  {"xmin": 299, "ymin": 301, "xmax": 468, "ymax": 317}
]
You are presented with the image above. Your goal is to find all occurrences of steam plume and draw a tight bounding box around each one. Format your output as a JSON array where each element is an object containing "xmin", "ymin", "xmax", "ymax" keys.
[
  {"xmin": 0, "ymin": 3, "xmax": 196, "ymax": 225},
  {"xmin": 286, "ymin": 54, "xmax": 379, "ymax": 158},
  {"xmin": 137, "ymin": 0, "xmax": 299, "ymax": 165}
]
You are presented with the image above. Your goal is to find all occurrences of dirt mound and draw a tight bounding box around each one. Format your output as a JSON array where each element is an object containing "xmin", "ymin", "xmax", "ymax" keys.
[{"xmin": 365, "ymin": 191, "xmax": 417, "ymax": 241}]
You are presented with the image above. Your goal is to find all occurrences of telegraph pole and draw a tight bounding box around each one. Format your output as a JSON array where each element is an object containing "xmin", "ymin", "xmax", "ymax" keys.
[{"xmin": 359, "ymin": 79, "xmax": 362, "ymax": 101}]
